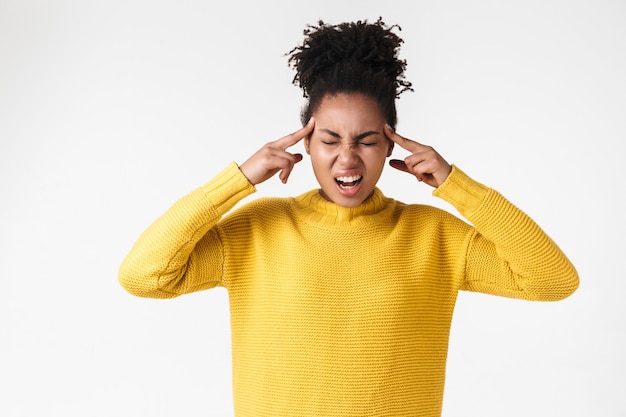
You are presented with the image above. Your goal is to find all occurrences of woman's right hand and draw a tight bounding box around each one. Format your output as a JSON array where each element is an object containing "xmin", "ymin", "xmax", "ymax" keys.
[{"xmin": 239, "ymin": 118, "xmax": 315, "ymax": 185}]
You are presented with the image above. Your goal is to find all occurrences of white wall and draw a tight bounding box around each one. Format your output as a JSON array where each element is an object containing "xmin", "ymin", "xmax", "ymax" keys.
[{"xmin": 1, "ymin": 0, "xmax": 624, "ymax": 416}]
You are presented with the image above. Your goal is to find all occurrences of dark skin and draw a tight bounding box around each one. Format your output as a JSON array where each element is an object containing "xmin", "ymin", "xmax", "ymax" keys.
[
  {"xmin": 384, "ymin": 124, "xmax": 452, "ymax": 188},
  {"xmin": 239, "ymin": 101, "xmax": 451, "ymax": 191}
]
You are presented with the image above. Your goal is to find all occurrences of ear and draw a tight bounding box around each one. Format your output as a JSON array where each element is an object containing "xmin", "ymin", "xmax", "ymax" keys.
[{"xmin": 304, "ymin": 136, "xmax": 311, "ymax": 155}]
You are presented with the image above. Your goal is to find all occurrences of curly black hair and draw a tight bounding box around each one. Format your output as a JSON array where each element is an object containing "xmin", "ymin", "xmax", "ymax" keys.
[{"xmin": 287, "ymin": 17, "xmax": 413, "ymax": 128}]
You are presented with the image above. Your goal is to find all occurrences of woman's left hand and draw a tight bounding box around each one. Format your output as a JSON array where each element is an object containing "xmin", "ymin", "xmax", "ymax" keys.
[{"xmin": 384, "ymin": 124, "xmax": 452, "ymax": 188}]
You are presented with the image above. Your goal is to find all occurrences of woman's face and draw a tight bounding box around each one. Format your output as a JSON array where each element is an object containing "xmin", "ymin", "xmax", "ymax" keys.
[{"xmin": 305, "ymin": 93, "xmax": 392, "ymax": 208}]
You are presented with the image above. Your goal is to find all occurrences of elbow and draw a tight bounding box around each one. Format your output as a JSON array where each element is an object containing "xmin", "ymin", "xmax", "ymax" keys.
[
  {"xmin": 556, "ymin": 269, "xmax": 580, "ymax": 301},
  {"xmin": 118, "ymin": 261, "xmax": 181, "ymax": 299},
  {"xmin": 555, "ymin": 260, "xmax": 580, "ymax": 300},
  {"xmin": 118, "ymin": 272, "xmax": 170, "ymax": 299},
  {"xmin": 118, "ymin": 259, "xmax": 158, "ymax": 298},
  {"xmin": 118, "ymin": 265, "xmax": 146, "ymax": 298},
  {"xmin": 532, "ymin": 268, "xmax": 580, "ymax": 302}
]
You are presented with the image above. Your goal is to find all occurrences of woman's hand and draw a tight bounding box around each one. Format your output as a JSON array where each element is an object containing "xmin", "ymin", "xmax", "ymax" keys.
[
  {"xmin": 384, "ymin": 124, "xmax": 452, "ymax": 188},
  {"xmin": 239, "ymin": 118, "xmax": 315, "ymax": 185}
]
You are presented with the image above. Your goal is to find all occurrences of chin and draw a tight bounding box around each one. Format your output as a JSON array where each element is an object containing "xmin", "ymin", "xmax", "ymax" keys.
[{"xmin": 322, "ymin": 190, "xmax": 370, "ymax": 208}]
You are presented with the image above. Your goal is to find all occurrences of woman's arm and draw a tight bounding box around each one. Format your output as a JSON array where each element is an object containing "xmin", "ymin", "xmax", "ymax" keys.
[
  {"xmin": 434, "ymin": 166, "xmax": 579, "ymax": 301},
  {"xmin": 119, "ymin": 121, "xmax": 314, "ymax": 298},
  {"xmin": 118, "ymin": 163, "xmax": 256, "ymax": 298},
  {"xmin": 384, "ymin": 125, "xmax": 579, "ymax": 301}
]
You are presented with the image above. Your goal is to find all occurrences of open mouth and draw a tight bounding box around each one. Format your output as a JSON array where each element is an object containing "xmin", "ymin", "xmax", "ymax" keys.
[{"xmin": 335, "ymin": 175, "xmax": 363, "ymax": 189}]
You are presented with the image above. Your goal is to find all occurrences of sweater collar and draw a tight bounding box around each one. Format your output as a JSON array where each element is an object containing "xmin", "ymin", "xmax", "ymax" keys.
[{"xmin": 292, "ymin": 187, "xmax": 396, "ymax": 228}]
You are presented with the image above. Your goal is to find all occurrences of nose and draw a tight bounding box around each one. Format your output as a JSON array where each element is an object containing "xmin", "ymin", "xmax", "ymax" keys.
[{"xmin": 337, "ymin": 143, "xmax": 359, "ymax": 164}]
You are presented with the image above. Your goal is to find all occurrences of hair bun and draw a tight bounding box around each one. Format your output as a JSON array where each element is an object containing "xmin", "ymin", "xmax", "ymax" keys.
[{"xmin": 287, "ymin": 17, "xmax": 413, "ymax": 98}]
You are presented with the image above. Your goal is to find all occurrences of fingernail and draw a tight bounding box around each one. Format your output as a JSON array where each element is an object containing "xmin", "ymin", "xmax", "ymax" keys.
[{"xmin": 308, "ymin": 117, "xmax": 314, "ymax": 125}]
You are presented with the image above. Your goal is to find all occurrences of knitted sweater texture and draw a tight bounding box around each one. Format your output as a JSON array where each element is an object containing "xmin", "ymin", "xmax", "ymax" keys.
[{"xmin": 119, "ymin": 163, "xmax": 579, "ymax": 417}]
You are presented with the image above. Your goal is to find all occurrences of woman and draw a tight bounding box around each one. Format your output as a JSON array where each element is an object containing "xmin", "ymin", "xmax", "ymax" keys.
[{"xmin": 119, "ymin": 18, "xmax": 579, "ymax": 417}]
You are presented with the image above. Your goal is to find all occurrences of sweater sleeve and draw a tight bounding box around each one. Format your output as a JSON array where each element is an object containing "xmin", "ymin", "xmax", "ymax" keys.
[
  {"xmin": 118, "ymin": 162, "xmax": 256, "ymax": 298},
  {"xmin": 433, "ymin": 165, "xmax": 579, "ymax": 301}
]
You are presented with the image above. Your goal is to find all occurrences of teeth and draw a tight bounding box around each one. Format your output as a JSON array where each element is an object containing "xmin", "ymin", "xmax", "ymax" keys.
[{"xmin": 336, "ymin": 175, "xmax": 362, "ymax": 183}]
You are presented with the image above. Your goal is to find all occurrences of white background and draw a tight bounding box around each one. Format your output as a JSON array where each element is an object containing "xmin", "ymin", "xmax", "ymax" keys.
[{"xmin": 1, "ymin": 0, "xmax": 625, "ymax": 416}]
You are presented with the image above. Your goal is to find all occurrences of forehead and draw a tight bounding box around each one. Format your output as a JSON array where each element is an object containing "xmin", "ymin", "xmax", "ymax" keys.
[{"xmin": 313, "ymin": 93, "xmax": 384, "ymax": 123}]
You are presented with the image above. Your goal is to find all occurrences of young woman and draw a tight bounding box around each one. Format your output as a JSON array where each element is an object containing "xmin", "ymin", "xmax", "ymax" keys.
[{"xmin": 119, "ymin": 18, "xmax": 579, "ymax": 417}]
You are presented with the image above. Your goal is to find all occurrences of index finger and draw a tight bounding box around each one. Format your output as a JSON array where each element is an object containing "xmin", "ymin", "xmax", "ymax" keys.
[
  {"xmin": 276, "ymin": 117, "xmax": 315, "ymax": 149},
  {"xmin": 384, "ymin": 124, "xmax": 424, "ymax": 152}
]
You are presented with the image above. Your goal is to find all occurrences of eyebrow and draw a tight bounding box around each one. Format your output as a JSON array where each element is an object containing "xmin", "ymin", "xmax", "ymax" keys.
[{"xmin": 319, "ymin": 128, "xmax": 380, "ymax": 142}]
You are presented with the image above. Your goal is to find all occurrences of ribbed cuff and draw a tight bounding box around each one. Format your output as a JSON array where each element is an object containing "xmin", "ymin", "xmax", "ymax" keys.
[
  {"xmin": 200, "ymin": 162, "xmax": 256, "ymax": 214},
  {"xmin": 432, "ymin": 165, "xmax": 490, "ymax": 219}
]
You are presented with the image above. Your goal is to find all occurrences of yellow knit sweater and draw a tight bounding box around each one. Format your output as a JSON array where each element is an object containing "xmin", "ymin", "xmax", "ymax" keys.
[{"xmin": 119, "ymin": 163, "xmax": 578, "ymax": 417}]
